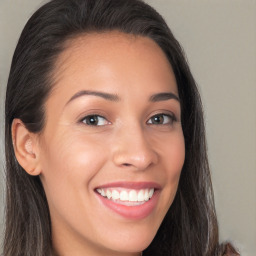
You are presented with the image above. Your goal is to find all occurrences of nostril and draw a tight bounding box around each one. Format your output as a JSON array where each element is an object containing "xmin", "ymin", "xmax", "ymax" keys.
[{"xmin": 123, "ymin": 163, "xmax": 131, "ymax": 167}]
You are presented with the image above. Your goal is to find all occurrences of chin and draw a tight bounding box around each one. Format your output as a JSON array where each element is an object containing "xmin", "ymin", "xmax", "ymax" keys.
[{"xmin": 101, "ymin": 227, "xmax": 158, "ymax": 254}]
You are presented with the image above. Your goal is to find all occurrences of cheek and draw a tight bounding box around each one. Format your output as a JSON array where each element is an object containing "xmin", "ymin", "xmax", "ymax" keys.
[
  {"xmin": 157, "ymin": 129, "xmax": 185, "ymax": 175},
  {"xmin": 39, "ymin": 132, "xmax": 108, "ymax": 200},
  {"xmin": 160, "ymin": 131, "xmax": 185, "ymax": 199},
  {"xmin": 167, "ymin": 135, "xmax": 185, "ymax": 175}
]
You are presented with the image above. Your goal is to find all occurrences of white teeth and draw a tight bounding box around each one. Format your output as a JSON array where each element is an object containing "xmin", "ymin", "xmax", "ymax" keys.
[
  {"xmin": 120, "ymin": 191, "xmax": 129, "ymax": 201},
  {"xmin": 112, "ymin": 190, "xmax": 119, "ymax": 200},
  {"xmin": 101, "ymin": 189, "xmax": 106, "ymax": 197},
  {"xmin": 96, "ymin": 188, "xmax": 155, "ymax": 202},
  {"xmin": 144, "ymin": 189, "xmax": 149, "ymax": 201},
  {"xmin": 137, "ymin": 190, "xmax": 144, "ymax": 202},
  {"xmin": 106, "ymin": 189, "xmax": 111, "ymax": 199},
  {"xmin": 129, "ymin": 190, "xmax": 137, "ymax": 202},
  {"xmin": 149, "ymin": 188, "xmax": 154, "ymax": 198}
]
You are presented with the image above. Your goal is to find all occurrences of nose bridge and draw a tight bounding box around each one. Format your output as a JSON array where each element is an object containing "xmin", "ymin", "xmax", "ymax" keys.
[{"xmin": 112, "ymin": 121, "xmax": 158, "ymax": 170}]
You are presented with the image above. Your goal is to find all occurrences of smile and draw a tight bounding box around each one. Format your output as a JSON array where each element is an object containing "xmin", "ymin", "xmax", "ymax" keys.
[
  {"xmin": 96, "ymin": 188, "xmax": 155, "ymax": 206},
  {"xmin": 95, "ymin": 182, "xmax": 160, "ymax": 220}
]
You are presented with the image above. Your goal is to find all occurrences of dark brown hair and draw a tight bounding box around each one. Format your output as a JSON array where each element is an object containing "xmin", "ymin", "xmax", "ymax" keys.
[{"xmin": 4, "ymin": 0, "xmax": 238, "ymax": 255}]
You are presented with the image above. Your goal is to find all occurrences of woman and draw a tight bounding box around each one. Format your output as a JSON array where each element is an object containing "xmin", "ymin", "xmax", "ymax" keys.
[{"xmin": 4, "ymin": 0, "xmax": 239, "ymax": 255}]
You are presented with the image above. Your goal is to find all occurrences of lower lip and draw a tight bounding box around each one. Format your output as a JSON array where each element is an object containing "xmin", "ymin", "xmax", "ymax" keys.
[{"xmin": 95, "ymin": 190, "xmax": 160, "ymax": 220}]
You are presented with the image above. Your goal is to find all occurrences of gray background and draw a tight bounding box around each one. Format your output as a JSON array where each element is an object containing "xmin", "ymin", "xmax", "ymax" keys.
[{"xmin": 0, "ymin": 0, "xmax": 255, "ymax": 255}]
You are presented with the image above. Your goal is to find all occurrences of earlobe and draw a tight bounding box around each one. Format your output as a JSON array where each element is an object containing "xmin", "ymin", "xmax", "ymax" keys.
[{"xmin": 12, "ymin": 119, "xmax": 41, "ymax": 176}]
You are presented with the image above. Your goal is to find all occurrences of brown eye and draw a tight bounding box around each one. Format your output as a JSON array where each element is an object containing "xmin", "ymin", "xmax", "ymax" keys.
[
  {"xmin": 147, "ymin": 114, "xmax": 175, "ymax": 125},
  {"xmin": 82, "ymin": 115, "xmax": 109, "ymax": 126}
]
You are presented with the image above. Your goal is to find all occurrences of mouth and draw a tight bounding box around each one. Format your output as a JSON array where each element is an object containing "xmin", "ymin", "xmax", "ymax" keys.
[
  {"xmin": 94, "ymin": 182, "xmax": 161, "ymax": 220},
  {"xmin": 96, "ymin": 187, "xmax": 155, "ymax": 206}
]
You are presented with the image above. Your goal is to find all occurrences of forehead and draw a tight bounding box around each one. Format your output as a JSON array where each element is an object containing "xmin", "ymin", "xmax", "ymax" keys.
[{"xmin": 50, "ymin": 31, "xmax": 178, "ymax": 98}]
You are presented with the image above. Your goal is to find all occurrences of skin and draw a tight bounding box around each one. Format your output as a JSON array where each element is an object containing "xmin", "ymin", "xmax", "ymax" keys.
[{"xmin": 13, "ymin": 32, "xmax": 185, "ymax": 256}]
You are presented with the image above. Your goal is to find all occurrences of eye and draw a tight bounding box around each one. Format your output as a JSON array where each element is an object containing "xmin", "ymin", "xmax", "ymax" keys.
[
  {"xmin": 147, "ymin": 113, "xmax": 176, "ymax": 125},
  {"xmin": 81, "ymin": 115, "xmax": 109, "ymax": 126}
]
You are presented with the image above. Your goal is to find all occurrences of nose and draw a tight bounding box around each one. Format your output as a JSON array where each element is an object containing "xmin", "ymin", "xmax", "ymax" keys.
[{"xmin": 112, "ymin": 125, "xmax": 159, "ymax": 171}]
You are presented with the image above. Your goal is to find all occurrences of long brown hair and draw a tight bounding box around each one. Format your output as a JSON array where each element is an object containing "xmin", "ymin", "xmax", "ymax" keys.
[{"xmin": 4, "ymin": 0, "xmax": 238, "ymax": 255}]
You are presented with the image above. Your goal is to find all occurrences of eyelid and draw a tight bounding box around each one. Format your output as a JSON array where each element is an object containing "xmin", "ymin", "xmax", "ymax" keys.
[
  {"xmin": 77, "ymin": 109, "xmax": 109, "ymax": 121},
  {"xmin": 146, "ymin": 112, "xmax": 177, "ymax": 125},
  {"xmin": 76, "ymin": 109, "xmax": 178, "ymax": 127},
  {"xmin": 79, "ymin": 113, "xmax": 111, "ymax": 126}
]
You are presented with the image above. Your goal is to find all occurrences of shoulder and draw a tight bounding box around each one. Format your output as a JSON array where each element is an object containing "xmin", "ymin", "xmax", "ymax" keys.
[{"xmin": 220, "ymin": 242, "xmax": 240, "ymax": 256}]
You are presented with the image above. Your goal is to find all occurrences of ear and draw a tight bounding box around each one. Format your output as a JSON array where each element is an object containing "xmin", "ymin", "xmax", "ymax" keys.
[{"xmin": 12, "ymin": 119, "xmax": 41, "ymax": 176}]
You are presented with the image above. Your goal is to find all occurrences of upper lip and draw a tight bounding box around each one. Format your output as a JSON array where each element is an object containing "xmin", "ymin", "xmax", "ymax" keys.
[{"xmin": 95, "ymin": 181, "xmax": 161, "ymax": 190}]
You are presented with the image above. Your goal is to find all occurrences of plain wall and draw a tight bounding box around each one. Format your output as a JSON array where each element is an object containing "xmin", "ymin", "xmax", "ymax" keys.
[{"xmin": 0, "ymin": 0, "xmax": 255, "ymax": 255}]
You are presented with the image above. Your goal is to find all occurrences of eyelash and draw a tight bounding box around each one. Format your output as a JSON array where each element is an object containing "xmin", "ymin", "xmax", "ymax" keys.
[
  {"xmin": 80, "ymin": 113, "xmax": 177, "ymax": 127},
  {"xmin": 147, "ymin": 113, "xmax": 177, "ymax": 125},
  {"xmin": 81, "ymin": 115, "xmax": 110, "ymax": 126}
]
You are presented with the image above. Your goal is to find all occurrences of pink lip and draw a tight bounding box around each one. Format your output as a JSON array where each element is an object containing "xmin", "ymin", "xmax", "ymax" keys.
[{"xmin": 94, "ymin": 181, "xmax": 161, "ymax": 220}]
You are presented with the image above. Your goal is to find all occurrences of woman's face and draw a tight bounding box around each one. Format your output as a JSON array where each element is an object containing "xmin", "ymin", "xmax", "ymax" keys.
[{"xmin": 37, "ymin": 32, "xmax": 185, "ymax": 255}]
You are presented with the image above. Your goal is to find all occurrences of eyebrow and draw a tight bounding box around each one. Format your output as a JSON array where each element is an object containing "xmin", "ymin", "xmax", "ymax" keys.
[
  {"xmin": 65, "ymin": 90, "xmax": 179, "ymax": 106},
  {"xmin": 66, "ymin": 90, "xmax": 120, "ymax": 105},
  {"xmin": 149, "ymin": 92, "xmax": 180, "ymax": 102}
]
